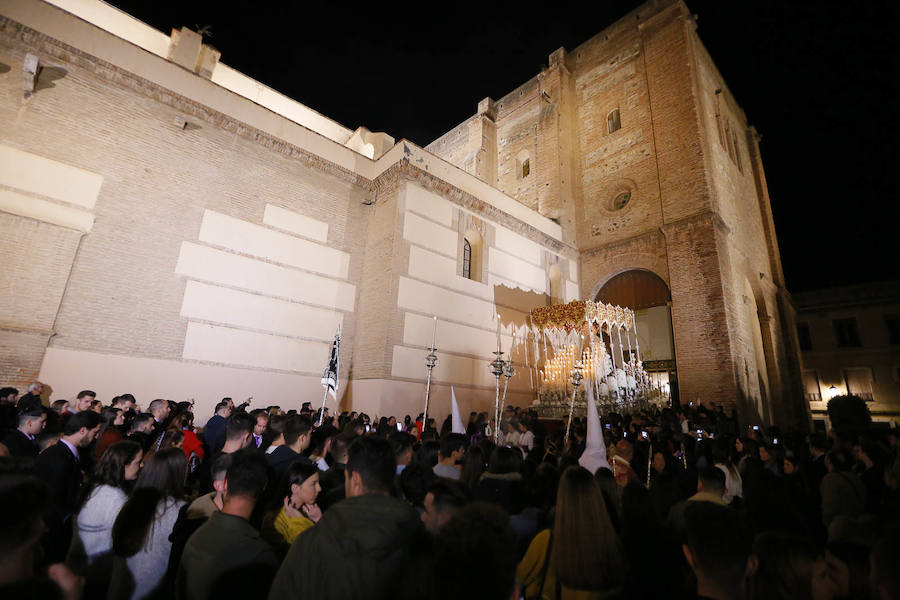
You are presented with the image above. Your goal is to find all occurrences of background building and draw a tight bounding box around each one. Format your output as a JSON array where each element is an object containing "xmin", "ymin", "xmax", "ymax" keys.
[
  {"xmin": 0, "ymin": 0, "xmax": 805, "ymax": 427},
  {"xmin": 794, "ymin": 281, "xmax": 900, "ymax": 429}
]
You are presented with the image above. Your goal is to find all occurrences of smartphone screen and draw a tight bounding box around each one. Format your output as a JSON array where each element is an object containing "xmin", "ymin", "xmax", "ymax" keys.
[{"xmin": 395, "ymin": 422, "xmax": 402, "ymax": 432}]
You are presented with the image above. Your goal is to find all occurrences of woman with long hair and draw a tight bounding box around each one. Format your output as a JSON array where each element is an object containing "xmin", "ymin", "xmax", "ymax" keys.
[
  {"xmin": 518, "ymin": 466, "xmax": 625, "ymax": 599},
  {"xmin": 261, "ymin": 460, "xmax": 322, "ymax": 559},
  {"xmin": 68, "ymin": 440, "xmax": 143, "ymax": 590},
  {"xmin": 109, "ymin": 447, "xmax": 187, "ymax": 600},
  {"xmin": 458, "ymin": 445, "xmax": 486, "ymax": 490},
  {"xmin": 94, "ymin": 407, "xmax": 125, "ymax": 460}
]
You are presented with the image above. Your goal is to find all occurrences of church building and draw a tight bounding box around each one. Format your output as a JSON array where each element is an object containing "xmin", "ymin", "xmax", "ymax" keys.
[{"xmin": 0, "ymin": 0, "xmax": 808, "ymax": 428}]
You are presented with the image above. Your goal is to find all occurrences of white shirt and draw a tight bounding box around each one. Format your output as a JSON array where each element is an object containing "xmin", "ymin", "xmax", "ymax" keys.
[{"xmin": 518, "ymin": 430, "xmax": 535, "ymax": 452}]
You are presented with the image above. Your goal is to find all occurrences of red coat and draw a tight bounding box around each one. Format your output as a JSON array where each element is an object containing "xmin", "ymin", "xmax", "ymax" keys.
[
  {"xmin": 181, "ymin": 429, "xmax": 204, "ymax": 461},
  {"xmin": 94, "ymin": 427, "xmax": 122, "ymax": 460}
]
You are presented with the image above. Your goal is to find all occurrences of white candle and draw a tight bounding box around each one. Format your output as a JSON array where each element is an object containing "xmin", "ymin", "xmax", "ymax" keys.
[
  {"xmin": 496, "ymin": 313, "xmax": 502, "ymax": 353},
  {"xmin": 430, "ymin": 316, "xmax": 437, "ymax": 350}
]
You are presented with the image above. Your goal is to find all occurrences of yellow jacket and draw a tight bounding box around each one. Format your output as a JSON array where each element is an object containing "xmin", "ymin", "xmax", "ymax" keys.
[
  {"xmin": 261, "ymin": 506, "xmax": 314, "ymax": 559},
  {"xmin": 517, "ymin": 529, "xmax": 623, "ymax": 600}
]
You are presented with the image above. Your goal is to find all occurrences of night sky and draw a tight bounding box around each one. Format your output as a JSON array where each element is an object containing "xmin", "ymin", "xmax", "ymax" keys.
[{"xmin": 107, "ymin": 0, "xmax": 900, "ymax": 293}]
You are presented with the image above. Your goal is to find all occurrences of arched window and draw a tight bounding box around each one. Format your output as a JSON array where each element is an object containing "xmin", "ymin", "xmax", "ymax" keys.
[
  {"xmin": 461, "ymin": 228, "xmax": 483, "ymax": 282},
  {"xmin": 521, "ymin": 158, "xmax": 530, "ymax": 178},
  {"xmin": 607, "ymin": 109, "xmax": 621, "ymax": 134},
  {"xmin": 462, "ymin": 238, "xmax": 472, "ymax": 280}
]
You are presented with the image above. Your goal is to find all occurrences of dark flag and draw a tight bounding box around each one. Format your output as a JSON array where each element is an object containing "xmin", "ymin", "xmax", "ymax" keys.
[{"xmin": 321, "ymin": 325, "xmax": 341, "ymax": 400}]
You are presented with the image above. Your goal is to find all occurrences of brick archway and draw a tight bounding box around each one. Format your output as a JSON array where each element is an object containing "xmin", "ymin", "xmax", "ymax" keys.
[{"xmin": 594, "ymin": 269, "xmax": 672, "ymax": 309}]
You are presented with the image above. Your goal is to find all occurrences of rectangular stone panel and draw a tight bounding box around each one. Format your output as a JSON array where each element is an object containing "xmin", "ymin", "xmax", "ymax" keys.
[
  {"xmin": 404, "ymin": 184, "xmax": 453, "ymax": 227},
  {"xmin": 401, "ymin": 312, "xmax": 514, "ymax": 359},
  {"xmin": 198, "ymin": 210, "xmax": 349, "ymax": 279},
  {"xmin": 0, "ymin": 144, "xmax": 103, "ymax": 209},
  {"xmin": 175, "ymin": 242, "xmax": 356, "ymax": 312},
  {"xmin": 180, "ymin": 280, "xmax": 343, "ymax": 341},
  {"xmin": 0, "ymin": 188, "xmax": 94, "ymax": 232},
  {"xmin": 402, "ymin": 211, "xmax": 457, "ymax": 258},
  {"xmin": 493, "ymin": 227, "xmax": 543, "ymax": 267},
  {"xmin": 397, "ymin": 277, "xmax": 528, "ymax": 333},
  {"xmin": 182, "ymin": 322, "xmax": 329, "ymax": 373},
  {"xmin": 263, "ymin": 204, "xmax": 329, "ymax": 243},
  {"xmin": 488, "ymin": 247, "xmax": 546, "ymax": 292}
]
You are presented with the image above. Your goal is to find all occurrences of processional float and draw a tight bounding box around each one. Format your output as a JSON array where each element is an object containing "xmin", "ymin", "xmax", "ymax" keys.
[
  {"xmin": 526, "ymin": 300, "xmax": 665, "ymax": 423},
  {"xmin": 416, "ymin": 300, "xmax": 666, "ymax": 444}
]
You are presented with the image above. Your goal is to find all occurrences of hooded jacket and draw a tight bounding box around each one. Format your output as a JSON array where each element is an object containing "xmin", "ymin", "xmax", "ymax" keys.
[{"xmin": 268, "ymin": 492, "xmax": 421, "ymax": 600}]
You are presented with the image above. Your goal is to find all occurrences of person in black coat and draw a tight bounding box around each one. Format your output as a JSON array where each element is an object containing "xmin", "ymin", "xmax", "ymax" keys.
[
  {"xmin": 203, "ymin": 400, "xmax": 232, "ymax": 454},
  {"xmin": 34, "ymin": 410, "xmax": 102, "ymax": 563},
  {"xmin": 1, "ymin": 406, "xmax": 45, "ymax": 459}
]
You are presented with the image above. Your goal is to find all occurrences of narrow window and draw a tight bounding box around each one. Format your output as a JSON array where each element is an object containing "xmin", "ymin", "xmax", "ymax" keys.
[
  {"xmin": 797, "ymin": 323, "xmax": 812, "ymax": 351},
  {"xmin": 886, "ymin": 314, "xmax": 900, "ymax": 345},
  {"xmin": 833, "ymin": 318, "xmax": 861, "ymax": 348},
  {"xmin": 516, "ymin": 151, "xmax": 530, "ymax": 180},
  {"xmin": 607, "ymin": 109, "xmax": 621, "ymax": 134},
  {"xmin": 462, "ymin": 238, "xmax": 472, "ymax": 280}
]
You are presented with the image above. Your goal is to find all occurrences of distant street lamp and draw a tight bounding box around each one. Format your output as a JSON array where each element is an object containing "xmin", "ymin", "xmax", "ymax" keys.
[{"xmin": 828, "ymin": 385, "xmax": 839, "ymax": 399}]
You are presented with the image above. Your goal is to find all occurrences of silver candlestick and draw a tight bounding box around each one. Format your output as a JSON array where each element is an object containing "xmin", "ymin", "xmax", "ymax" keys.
[
  {"xmin": 490, "ymin": 351, "xmax": 506, "ymax": 444},
  {"xmin": 564, "ymin": 363, "xmax": 584, "ymax": 447},
  {"xmin": 498, "ymin": 360, "xmax": 516, "ymax": 427},
  {"xmin": 423, "ymin": 345, "xmax": 438, "ymax": 433}
]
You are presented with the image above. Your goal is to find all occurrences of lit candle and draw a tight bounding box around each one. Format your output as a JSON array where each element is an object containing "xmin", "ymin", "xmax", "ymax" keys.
[
  {"xmin": 496, "ymin": 313, "xmax": 502, "ymax": 353},
  {"xmin": 430, "ymin": 316, "xmax": 437, "ymax": 350}
]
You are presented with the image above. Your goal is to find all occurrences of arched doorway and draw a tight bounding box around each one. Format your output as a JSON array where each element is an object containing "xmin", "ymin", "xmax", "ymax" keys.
[{"xmin": 595, "ymin": 270, "xmax": 678, "ymax": 404}]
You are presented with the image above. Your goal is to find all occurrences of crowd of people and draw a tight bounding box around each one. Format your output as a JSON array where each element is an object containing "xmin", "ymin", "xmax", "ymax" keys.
[{"xmin": 0, "ymin": 381, "xmax": 898, "ymax": 600}]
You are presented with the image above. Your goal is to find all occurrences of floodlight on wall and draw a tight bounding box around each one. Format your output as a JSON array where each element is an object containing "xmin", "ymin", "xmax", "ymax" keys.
[
  {"xmin": 23, "ymin": 53, "xmax": 39, "ymax": 93},
  {"xmin": 827, "ymin": 385, "xmax": 839, "ymax": 399}
]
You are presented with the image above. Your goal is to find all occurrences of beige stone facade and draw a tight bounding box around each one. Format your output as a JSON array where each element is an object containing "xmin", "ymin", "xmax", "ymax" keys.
[
  {"xmin": 0, "ymin": 0, "xmax": 805, "ymax": 427},
  {"xmin": 794, "ymin": 282, "xmax": 900, "ymax": 428}
]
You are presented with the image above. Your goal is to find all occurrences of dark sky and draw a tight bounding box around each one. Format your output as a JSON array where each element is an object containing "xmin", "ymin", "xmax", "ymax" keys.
[{"xmin": 108, "ymin": 1, "xmax": 900, "ymax": 293}]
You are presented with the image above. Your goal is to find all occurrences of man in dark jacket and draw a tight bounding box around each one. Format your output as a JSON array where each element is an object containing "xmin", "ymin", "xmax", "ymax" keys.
[
  {"xmin": 1, "ymin": 406, "xmax": 45, "ymax": 458},
  {"xmin": 34, "ymin": 410, "xmax": 101, "ymax": 562},
  {"xmin": 268, "ymin": 436, "xmax": 421, "ymax": 600},
  {"xmin": 265, "ymin": 415, "xmax": 312, "ymax": 477},
  {"xmin": 178, "ymin": 450, "xmax": 277, "ymax": 600},
  {"xmin": 203, "ymin": 400, "xmax": 232, "ymax": 454}
]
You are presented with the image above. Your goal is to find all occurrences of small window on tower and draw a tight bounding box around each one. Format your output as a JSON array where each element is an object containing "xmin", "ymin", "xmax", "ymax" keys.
[
  {"xmin": 607, "ymin": 109, "xmax": 621, "ymax": 134},
  {"xmin": 516, "ymin": 151, "xmax": 531, "ymax": 180}
]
